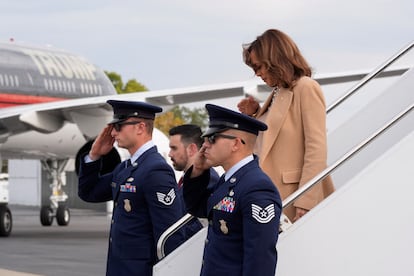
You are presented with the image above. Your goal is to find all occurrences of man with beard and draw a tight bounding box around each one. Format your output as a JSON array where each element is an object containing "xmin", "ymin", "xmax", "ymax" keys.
[{"xmin": 168, "ymin": 124, "xmax": 219, "ymax": 238}]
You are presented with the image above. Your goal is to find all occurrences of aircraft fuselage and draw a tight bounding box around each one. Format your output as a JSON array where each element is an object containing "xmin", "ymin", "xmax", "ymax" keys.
[{"xmin": 0, "ymin": 42, "xmax": 116, "ymax": 107}]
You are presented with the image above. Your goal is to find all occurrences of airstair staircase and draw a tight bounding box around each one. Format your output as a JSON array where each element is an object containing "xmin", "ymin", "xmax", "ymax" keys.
[{"xmin": 154, "ymin": 41, "xmax": 414, "ymax": 276}]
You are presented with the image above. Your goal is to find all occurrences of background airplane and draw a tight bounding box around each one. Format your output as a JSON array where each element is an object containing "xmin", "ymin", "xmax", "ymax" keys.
[
  {"xmin": 0, "ymin": 41, "xmax": 406, "ymax": 237},
  {"xmin": 0, "ymin": 41, "xmax": 118, "ymax": 236}
]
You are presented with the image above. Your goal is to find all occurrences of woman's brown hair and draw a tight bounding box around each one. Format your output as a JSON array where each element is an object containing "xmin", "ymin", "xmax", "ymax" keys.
[{"xmin": 243, "ymin": 29, "xmax": 312, "ymax": 89}]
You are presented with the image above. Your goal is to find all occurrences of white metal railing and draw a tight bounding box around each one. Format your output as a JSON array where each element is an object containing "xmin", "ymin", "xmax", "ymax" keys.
[
  {"xmin": 283, "ymin": 103, "xmax": 413, "ymax": 208},
  {"xmin": 156, "ymin": 213, "xmax": 194, "ymax": 259},
  {"xmin": 327, "ymin": 41, "xmax": 413, "ymax": 114}
]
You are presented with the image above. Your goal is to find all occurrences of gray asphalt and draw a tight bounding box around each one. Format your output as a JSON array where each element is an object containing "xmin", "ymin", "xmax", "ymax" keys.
[{"xmin": 0, "ymin": 205, "xmax": 110, "ymax": 276}]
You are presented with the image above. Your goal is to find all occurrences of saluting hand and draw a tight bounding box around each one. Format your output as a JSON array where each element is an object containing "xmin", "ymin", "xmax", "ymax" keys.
[
  {"xmin": 237, "ymin": 96, "xmax": 260, "ymax": 116},
  {"xmin": 89, "ymin": 125, "xmax": 115, "ymax": 161},
  {"xmin": 190, "ymin": 145, "xmax": 211, "ymax": 178}
]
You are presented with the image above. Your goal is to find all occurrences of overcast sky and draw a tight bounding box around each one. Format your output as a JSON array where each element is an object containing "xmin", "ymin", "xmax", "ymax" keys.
[{"xmin": 0, "ymin": 0, "xmax": 413, "ymax": 90}]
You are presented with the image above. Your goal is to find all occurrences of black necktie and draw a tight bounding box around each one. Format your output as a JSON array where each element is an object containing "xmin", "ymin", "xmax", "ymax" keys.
[
  {"xmin": 217, "ymin": 174, "xmax": 226, "ymax": 185},
  {"xmin": 126, "ymin": 159, "xmax": 132, "ymax": 168}
]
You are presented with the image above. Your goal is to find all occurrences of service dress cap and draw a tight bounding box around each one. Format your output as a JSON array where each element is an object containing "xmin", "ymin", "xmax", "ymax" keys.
[
  {"xmin": 203, "ymin": 104, "xmax": 267, "ymax": 137},
  {"xmin": 107, "ymin": 100, "xmax": 162, "ymax": 124}
]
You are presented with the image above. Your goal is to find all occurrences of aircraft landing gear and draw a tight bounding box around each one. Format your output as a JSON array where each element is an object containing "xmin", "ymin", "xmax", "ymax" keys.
[
  {"xmin": 56, "ymin": 204, "xmax": 70, "ymax": 226},
  {"xmin": 40, "ymin": 205, "xmax": 54, "ymax": 226},
  {"xmin": 40, "ymin": 203, "xmax": 70, "ymax": 226},
  {"xmin": 40, "ymin": 159, "xmax": 71, "ymax": 227},
  {"xmin": 0, "ymin": 204, "xmax": 12, "ymax": 237}
]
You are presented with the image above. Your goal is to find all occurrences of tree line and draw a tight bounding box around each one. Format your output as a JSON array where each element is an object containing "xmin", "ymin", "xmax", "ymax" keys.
[{"xmin": 105, "ymin": 71, "xmax": 208, "ymax": 135}]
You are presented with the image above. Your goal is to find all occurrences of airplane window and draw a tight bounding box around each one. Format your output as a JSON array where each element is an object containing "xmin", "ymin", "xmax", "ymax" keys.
[
  {"xmin": 14, "ymin": 75, "xmax": 19, "ymax": 87},
  {"xmin": 45, "ymin": 79, "xmax": 48, "ymax": 91}
]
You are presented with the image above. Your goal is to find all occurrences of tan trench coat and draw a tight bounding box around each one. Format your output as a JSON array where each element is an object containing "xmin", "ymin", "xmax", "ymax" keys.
[{"xmin": 255, "ymin": 76, "xmax": 335, "ymax": 221}]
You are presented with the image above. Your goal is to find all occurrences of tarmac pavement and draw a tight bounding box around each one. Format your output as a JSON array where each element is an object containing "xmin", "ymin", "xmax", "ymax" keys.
[{"xmin": 0, "ymin": 205, "xmax": 110, "ymax": 276}]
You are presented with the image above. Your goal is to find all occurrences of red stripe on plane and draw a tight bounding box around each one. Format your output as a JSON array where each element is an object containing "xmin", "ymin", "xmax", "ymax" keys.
[{"xmin": 0, "ymin": 93, "xmax": 67, "ymax": 108}]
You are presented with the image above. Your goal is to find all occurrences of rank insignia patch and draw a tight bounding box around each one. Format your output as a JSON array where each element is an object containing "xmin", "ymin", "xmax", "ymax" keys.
[
  {"xmin": 251, "ymin": 203, "xmax": 275, "ymax": 223},
  {"xmin": 156, "ymin": 188, "xmax": 176, "ymax": 206}
]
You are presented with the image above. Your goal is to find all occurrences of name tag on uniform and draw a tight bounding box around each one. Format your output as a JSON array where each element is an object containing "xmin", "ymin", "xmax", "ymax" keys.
[
  {"xmin": 120, "ymin": 184, "xmax": 136, "ymax": 193},
  {"xmin": 213, "ymin": 197, "xmax": 235, "ymax": 213}
]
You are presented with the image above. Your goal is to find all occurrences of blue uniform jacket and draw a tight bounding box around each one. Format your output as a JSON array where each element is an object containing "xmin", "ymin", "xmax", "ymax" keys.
[
  {"xmin": 183, "ymin": 157, "xmax": 282, "ymax": 276},
  {"xmin": 78, "ymin": 146, "xmax": 185, "ymax": 276}
]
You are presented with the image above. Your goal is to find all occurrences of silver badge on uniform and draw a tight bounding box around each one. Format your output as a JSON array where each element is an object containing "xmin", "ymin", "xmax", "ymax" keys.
[
  {"xmin": 124, "ymin": 199, "xmax": 132, "ymax": 212},
  {"xmin": 229, "ymin": 177, "xmax": 236, "ymax": 183},
  {"xmin": 229, "ymin": 189, "xmax": 234, "ymax": 196},
  {"xmin": 251, "ymin": 203, "xmax": 275, "ymax": 223},
  {"xmin": 156, "ymin": 188, "xmax": 176, "ymax": 206},
  {"xmin": 219, "ymin": 219, "xmax": 229, "ymax": 234}
]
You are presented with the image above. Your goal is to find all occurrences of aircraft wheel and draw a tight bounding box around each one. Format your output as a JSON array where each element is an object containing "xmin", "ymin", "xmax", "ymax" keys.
[
  {"xmin": 56, "ymin": 205, "xmax": 70, "ymax": 226},
  {"xmin": 40, "ymin": 206, "xmax": 54, "ymax": 226},
  {"xmin": 0, "ymin": 205, "xmax": 12, "ymax": 237}
]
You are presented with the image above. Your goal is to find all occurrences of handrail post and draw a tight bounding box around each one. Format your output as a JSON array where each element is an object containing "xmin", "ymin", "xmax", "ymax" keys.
[{"xmin": 156, "ymin": 213, "xmax": 194, "ymax": 260}]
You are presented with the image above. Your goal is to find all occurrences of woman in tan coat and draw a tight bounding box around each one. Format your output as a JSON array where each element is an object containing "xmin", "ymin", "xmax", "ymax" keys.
[{"xmin": 238, "ymin": 29, "xmax": 334, "ymax": 222}]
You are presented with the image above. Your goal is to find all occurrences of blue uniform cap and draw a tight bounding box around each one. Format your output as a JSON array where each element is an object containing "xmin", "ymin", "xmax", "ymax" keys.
[
  {"xmin": 202, "ymin": 104, "xmax": 267, "ymax": 137},
  {"xmin": 107, "ymin": 100, "xmax": 162, "ymax": 124}
]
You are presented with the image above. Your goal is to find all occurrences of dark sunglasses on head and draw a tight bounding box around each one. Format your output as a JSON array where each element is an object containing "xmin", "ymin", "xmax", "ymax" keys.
[
  {"xmin": 112, "ymin": 121, "xmax": 141, "ymax": 132},
  {"xmin": 205, "ymin": 133, "xmax": 245, "ymax": 145}
]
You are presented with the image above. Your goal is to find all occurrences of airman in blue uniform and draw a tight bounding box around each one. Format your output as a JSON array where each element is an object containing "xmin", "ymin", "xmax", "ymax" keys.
[
  {"xmin": 183, "ymin": 104, "xmax": 282, "ymax": 276},
  {"xmin": 78, "ymin": 100, "xmax": 184, "ymax": 276}
]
